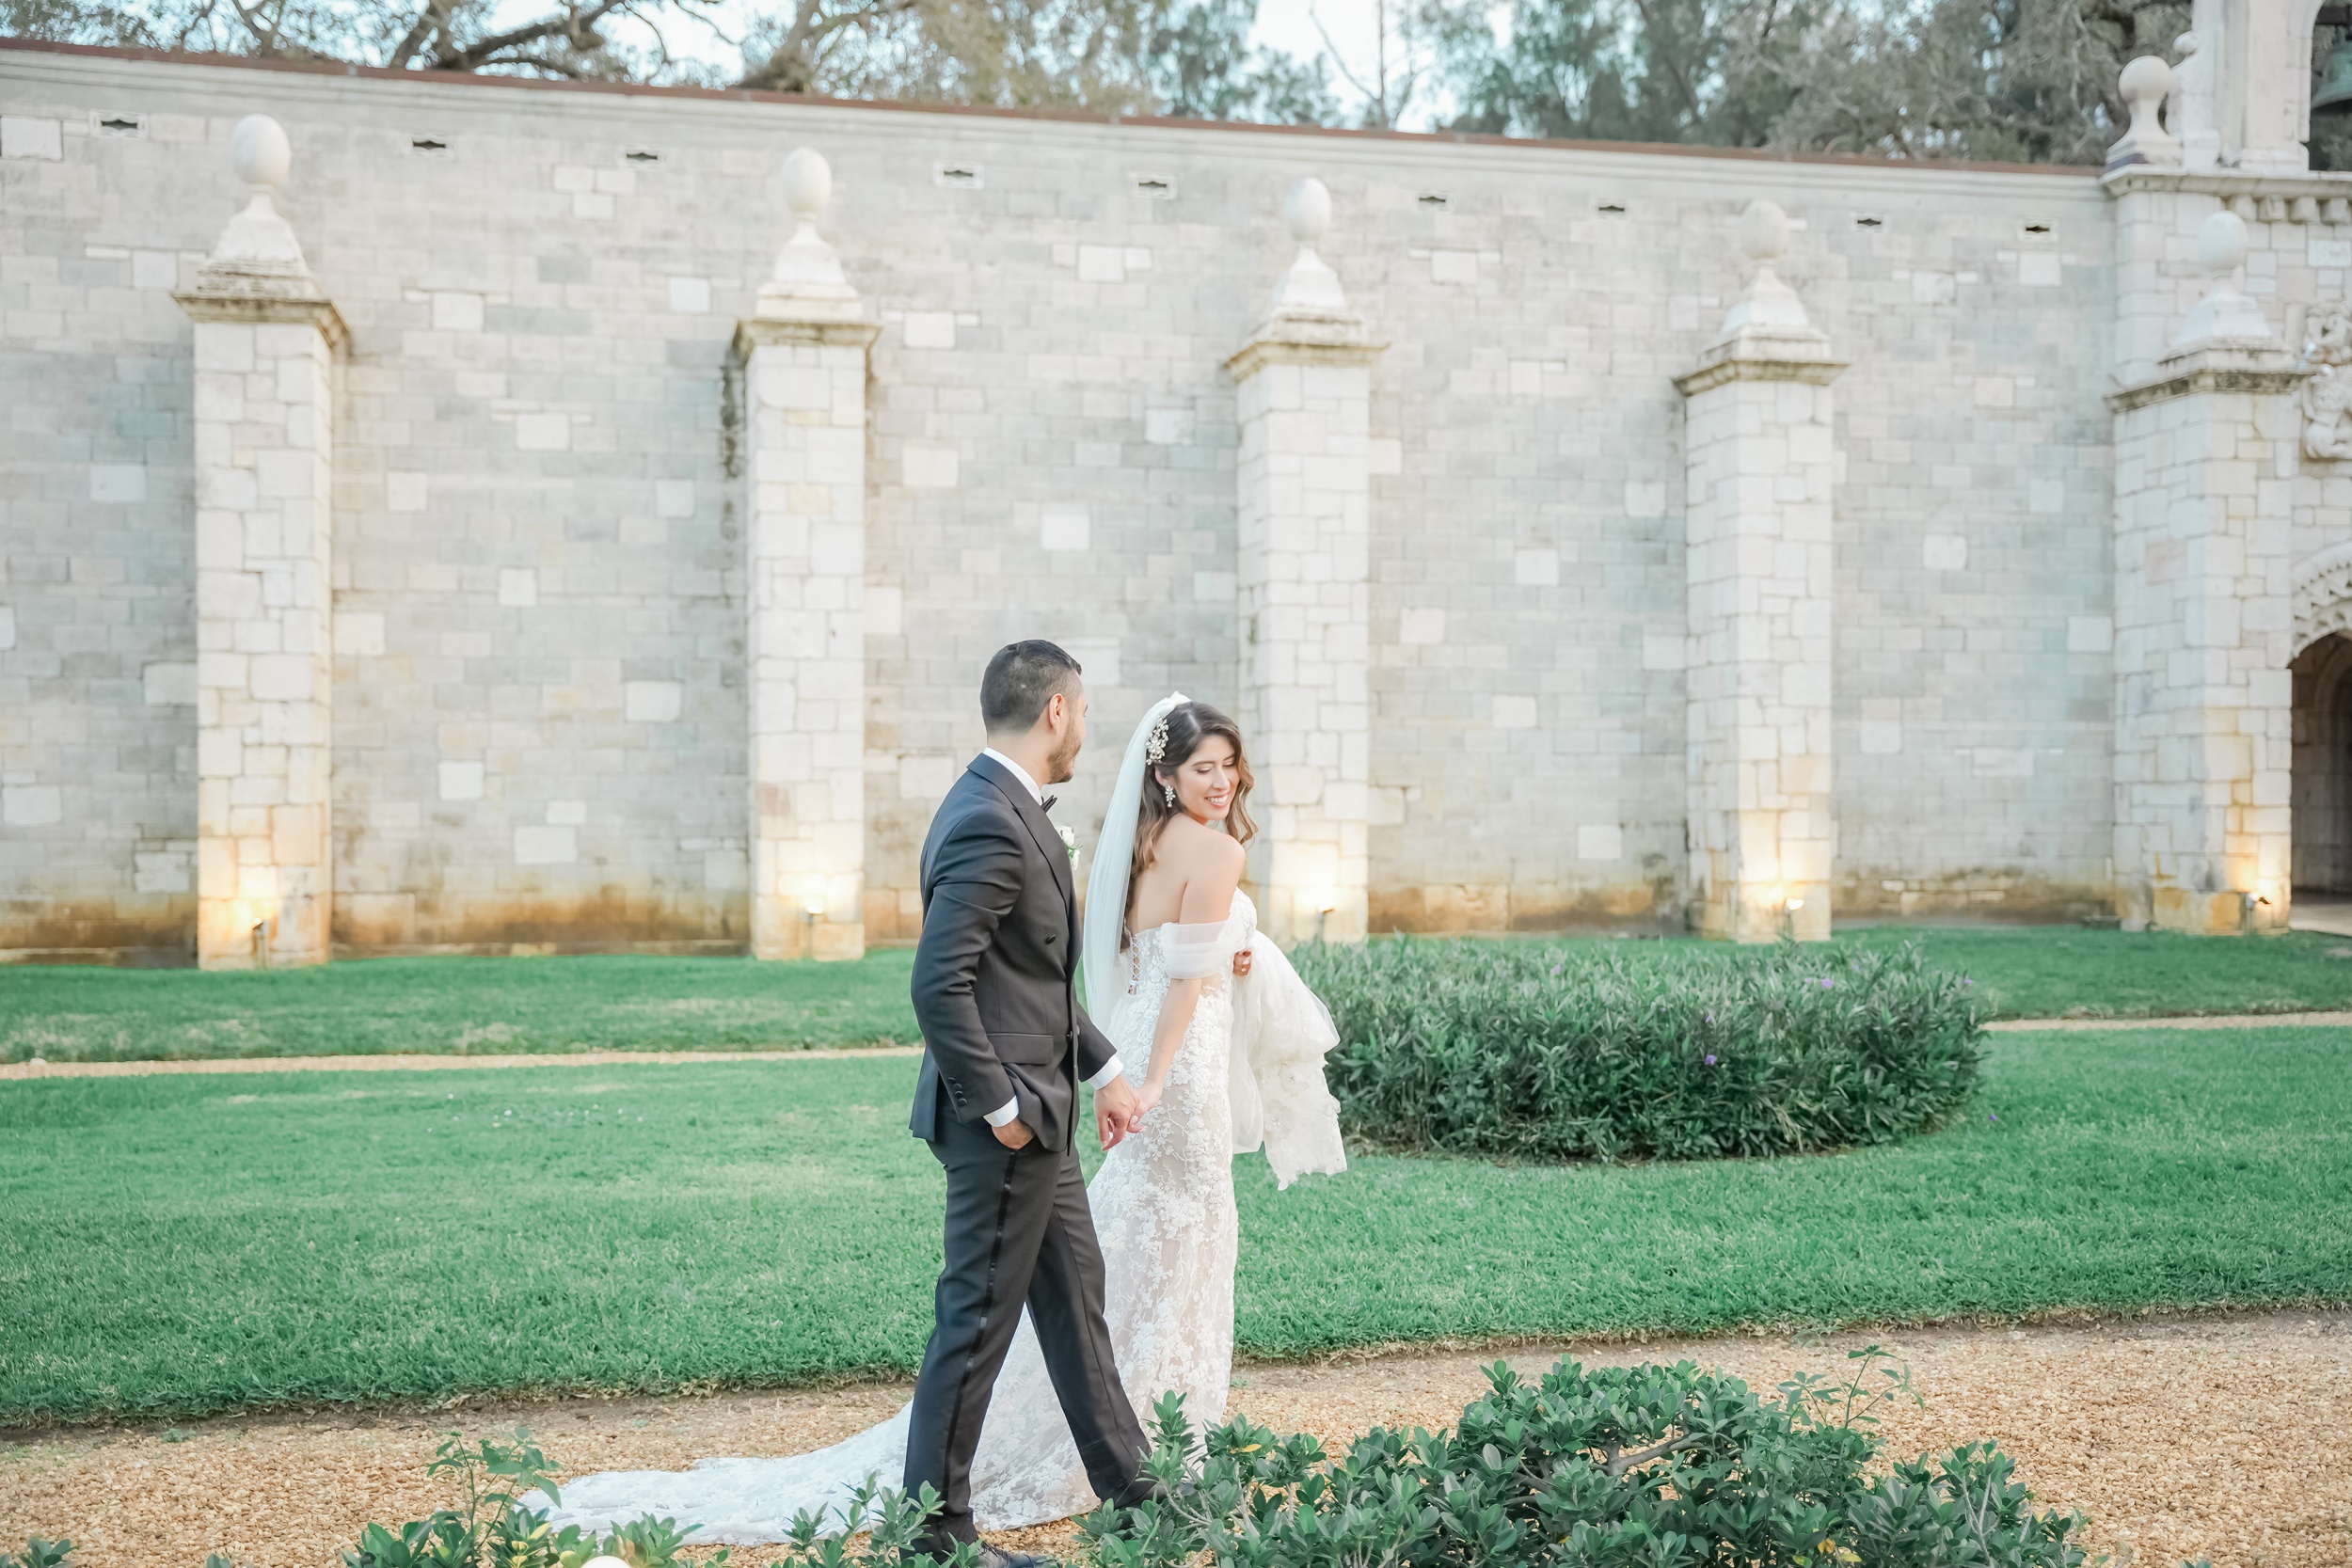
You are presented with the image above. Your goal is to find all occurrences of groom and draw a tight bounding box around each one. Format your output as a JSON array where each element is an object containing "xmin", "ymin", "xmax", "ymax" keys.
[{"xmin": 904, "ymin": 640, "xmax": 1152, "ymax": 1566}]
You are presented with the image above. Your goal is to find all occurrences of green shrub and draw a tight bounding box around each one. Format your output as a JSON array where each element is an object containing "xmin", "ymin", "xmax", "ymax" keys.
[
  {"xmin": 0, "ymin": 1541, "xmax": 74, "ymax": 1568},
  {"xmin": 1077, "ymin": 1352, "xmax": 2090, "ymax": 1568},
  {"xmin": 1293, "ymin": 939, "xmax": 1984, "ymax": 1161},
  {"xmin": 341, "ymin": 1432, "xmax": 981, "ymax": 1568}
]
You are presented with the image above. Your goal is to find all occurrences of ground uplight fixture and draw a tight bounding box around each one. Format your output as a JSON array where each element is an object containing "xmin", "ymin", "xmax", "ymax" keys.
[
  {"xmin": 1313, "ymin": 892, "xmax": 1339, "ymax": 943},
  {"xmin": 802, "ymin": 898, "xmax": 823, "ymax": 958}
]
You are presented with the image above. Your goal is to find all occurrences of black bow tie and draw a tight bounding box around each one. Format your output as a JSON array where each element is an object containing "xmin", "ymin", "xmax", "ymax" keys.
[{"xmin": 1040, "ymin": 795, "xmax": 1057, "ymax": 814}]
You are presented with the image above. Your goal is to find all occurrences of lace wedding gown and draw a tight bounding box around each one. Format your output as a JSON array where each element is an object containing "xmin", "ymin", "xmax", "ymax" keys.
[{"xmin": 536, "ymin": 890, "xmax": 1343, "ymax": 1545}]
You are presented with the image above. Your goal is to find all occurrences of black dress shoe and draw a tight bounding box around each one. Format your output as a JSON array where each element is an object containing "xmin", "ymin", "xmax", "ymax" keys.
[
  {"xmin": 908, "ymin": 1540, "xmax": 1044, "ymax": 1568},
  {"xmin": 971, "ymin": 1544, "xmax": 1046, "ymax": 1568}
]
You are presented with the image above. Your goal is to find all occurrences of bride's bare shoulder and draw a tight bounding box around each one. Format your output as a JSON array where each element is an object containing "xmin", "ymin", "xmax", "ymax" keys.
[{"xmin": 1161, "ymin": 816, "xmax": 1245, "ymax": 875}]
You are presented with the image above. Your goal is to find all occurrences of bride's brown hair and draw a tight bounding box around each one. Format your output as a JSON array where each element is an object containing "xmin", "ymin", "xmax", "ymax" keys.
[{"xmin": 1122, "ymin": 702, "xmax": 1256, "ymax": 950}]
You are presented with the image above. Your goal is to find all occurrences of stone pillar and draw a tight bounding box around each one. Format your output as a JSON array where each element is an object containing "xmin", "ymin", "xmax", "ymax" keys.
[
  {"xmin": 1226, "ymin": 179, "xmax": 1383, "ymax": 948},
  {"xmin": 2107, "ymin": 210, "xmax": 2304, "ymax": 934},
  {"xmin": 1673, "ymin": 201, "xmax": 1845, "ymax": 943},
  {"xmin": 173, "ymin": 115, "xmax": 345, "ymax": 970},
  {"xmin": 738, "ymin": 149, "xmax": 879, "ymax": 961}
]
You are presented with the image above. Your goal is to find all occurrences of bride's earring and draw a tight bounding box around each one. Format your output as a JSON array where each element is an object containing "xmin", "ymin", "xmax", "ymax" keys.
[{"xmin": 1162, "ymin": 784, "xmax": 1177, "ymax": 808}]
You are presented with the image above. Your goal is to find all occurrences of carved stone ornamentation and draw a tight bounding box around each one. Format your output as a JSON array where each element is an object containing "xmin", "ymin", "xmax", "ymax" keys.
[
  {"xmin": 2293, "ymin": 542, "xmax": 2352, "ymax": 653},
  {"xmin": 2300, "ymin": 304, "xmax": 2352, "ymax": 461}
]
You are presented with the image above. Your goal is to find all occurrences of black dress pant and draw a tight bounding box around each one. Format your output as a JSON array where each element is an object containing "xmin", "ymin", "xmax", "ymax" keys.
[{"xmin": 901, "ymin": 1108, "xmax": 1146, "ymax": 1545}]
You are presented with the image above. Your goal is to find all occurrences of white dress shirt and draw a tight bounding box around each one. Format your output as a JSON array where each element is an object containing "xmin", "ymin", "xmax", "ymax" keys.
[{"xmin": 976, "ymin": 749, "xmax": 1123, "ymax": 1128}]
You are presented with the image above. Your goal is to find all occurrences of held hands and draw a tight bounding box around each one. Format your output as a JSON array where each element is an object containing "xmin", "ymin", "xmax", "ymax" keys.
[
  {"xmin": 1133, "ymin": 1078, "xmax": 1165, "ymax": 1118},
  {"xmin": 1232, "ymin": 948, "xmax": 1253, "ymax": 977},
  {"xmin": 1094, "ymin": 1073, "xmax": 1142, "ymax": 1150}
]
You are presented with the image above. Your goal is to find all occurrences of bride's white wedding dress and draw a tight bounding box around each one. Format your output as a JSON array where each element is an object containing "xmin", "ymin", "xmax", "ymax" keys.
[{"xmin": 537, "ymin": 887, "xmax": 1344, "ymax": 1545}]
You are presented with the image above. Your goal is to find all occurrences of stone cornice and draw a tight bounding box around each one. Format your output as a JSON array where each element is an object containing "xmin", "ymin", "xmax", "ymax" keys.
[
  {"xmin": 2102, "ymin": 166, "xmax": 2352, "ymax": 203},
  {"xmin": 1224, "ymin": 310, "xmax": 1385, "ymax": 379},
  {"xmin": 2105, "ymin": 344, "xmax": 2309, "ymax": 412},
  {"xmin": 173, "ymin": 288, "xmax": 346, "ymax": 348},
  {"xmin": 1673, "ymin": 351, "xmax": 1847, "ymax": 396},
  {"xmin": 732, "ymin": 318, "xmax": 882, "ymax": 355}
]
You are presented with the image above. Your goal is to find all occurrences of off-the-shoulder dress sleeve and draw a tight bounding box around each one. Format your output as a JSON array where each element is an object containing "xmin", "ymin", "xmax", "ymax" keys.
[{"xmin": 1156, "ymin": 912, "xmax": 1251, "ymax": 978}]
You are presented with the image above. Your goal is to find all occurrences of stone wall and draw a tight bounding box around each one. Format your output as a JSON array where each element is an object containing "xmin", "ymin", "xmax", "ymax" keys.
[{"xmin": 3, "ymin": 40, "xmax": 2351, "ymax": 958}]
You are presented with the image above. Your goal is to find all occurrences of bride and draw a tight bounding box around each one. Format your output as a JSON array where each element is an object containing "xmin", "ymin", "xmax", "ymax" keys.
[{"xmin": 538, "ymin": 693, "xmax": 1347, "ymax": 1544}]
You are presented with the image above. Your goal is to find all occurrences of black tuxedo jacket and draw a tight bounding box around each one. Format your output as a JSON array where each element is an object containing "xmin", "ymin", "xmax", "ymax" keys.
[{"xmin": 908, "ymin": 753, "xmax": 1119, "ymax": 1153}]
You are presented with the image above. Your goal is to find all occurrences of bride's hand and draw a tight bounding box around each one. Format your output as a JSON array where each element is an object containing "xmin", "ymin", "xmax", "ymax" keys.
[
  {"xmin": 1232, "ymin": 948, "xmax": 1252, "ymax": 977},
  {"xmin": 1134, "ymin": 1079, "xmax": 1164, "ymax": 1118}
]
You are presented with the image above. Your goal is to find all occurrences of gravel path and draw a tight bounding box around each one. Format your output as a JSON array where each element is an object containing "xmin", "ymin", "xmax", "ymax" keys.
[{"xmin": 5, "ymin": 1309, "xmax": 2344, "ymax": 1568}]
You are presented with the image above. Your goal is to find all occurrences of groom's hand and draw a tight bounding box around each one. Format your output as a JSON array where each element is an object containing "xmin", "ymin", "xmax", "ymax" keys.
[
  {"xmin": 992, "ymin": 1117, "xmax": 1034, "ymax": 1150},
  {"xmin": 1094, "ymin": 1074, "xmax": 1141, "ymax": 1149}
]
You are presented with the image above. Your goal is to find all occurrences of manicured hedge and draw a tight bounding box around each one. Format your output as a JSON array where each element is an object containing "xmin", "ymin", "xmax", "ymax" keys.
[{"xmin": 1292, "ymin": 939, "xmax": 1984, "ymax": 1162}]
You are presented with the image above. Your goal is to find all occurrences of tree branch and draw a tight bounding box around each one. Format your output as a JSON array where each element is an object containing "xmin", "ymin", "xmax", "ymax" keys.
[{"xmin": 1308, "ymin": 0, "xmax": 1384, "ymax": 122}]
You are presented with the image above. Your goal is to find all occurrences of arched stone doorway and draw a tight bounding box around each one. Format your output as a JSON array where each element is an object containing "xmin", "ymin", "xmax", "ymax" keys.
[
  {"xmin": 2292, "ymin": 635, "xmax": 2352, "ymax": 895},
  {"xmin": 2292, "ymin": 546, "xmax": 2352, "ymax": 931}
]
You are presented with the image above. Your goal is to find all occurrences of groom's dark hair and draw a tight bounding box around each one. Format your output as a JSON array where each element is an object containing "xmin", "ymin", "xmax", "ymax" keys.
[{"xmin": 981, "ymin": 640, "xmax": 1084, "ymax": 734}]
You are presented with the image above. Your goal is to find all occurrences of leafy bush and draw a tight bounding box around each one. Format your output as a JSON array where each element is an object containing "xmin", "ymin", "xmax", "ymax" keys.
[
  {"xmin": 1077, "ymin": 1351, "xmax": 2090, "ymax": 1568},
  {"xmin": 342, "ymin": 1431, "xmax": 982, "ymax": 1568},
  {"xmin": 339, "ymin": 1429, "xmax": 690, "ymax": 1568},
  {"xmin": 1293, "ymin": 939, "xmax": 1983, "ymax": 1162},
  {"xmin": 0, "ymin": 1541, "xmax": 74, "ymax": 1568}
]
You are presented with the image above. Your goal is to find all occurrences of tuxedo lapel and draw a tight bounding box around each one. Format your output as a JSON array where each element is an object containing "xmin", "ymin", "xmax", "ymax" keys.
[{"xmin": 970, "ymin": 755, "xmax": 1075, "ymax": 956}]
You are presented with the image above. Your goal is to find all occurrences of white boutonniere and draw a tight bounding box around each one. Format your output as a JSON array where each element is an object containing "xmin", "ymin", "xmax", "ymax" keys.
[{"xmin": 1057, "ymin": 823, "xmax": 1080, "ymax": 865}]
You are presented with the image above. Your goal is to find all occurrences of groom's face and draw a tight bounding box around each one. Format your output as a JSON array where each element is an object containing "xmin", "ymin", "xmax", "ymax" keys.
[{"xmin": 1043, "ymin": 682, "xmax": 1088, "ymax": 785}]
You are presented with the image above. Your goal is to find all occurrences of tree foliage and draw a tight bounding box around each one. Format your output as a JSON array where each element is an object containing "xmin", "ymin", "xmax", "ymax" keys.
[
  {"xmin": 0, "ymin": 0, "xmax": 1334, "ymax": 120},
  {"xmin": 1444, "ymin": 0, "xmax": 2191, "ymax": 161},
  {"xmin": 0, "ymin": 0, "xmax": 2322, "ymax": 162}
]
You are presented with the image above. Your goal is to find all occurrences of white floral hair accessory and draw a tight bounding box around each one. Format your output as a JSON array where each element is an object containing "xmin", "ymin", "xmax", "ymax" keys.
[{"xmin": 1144, "ymin": 713, "xmax": 1171, "ymax": 767}]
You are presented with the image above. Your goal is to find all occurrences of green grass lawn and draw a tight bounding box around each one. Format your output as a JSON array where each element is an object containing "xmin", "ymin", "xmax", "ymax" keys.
[
  {"xmin": 0, "ymin": 950, "xmax": 921, "ymax": 1063},
  {"xmin": 5, "ymin": 927, "xmax": 2352, "ymax": 1065},
  {"xmin": 3, "ymin": 1023, "xmax": 2344, "ymax": 1426}
]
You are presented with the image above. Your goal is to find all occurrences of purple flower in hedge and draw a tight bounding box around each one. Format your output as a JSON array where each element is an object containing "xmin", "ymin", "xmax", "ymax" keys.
[
  {"xmin": 1704, "ymin": 1053, "xmax": 1718, "ymax": 1066},
  {"xmin": 1820, "ymin": 977, "xmax": 1836, "ymax": 988},
  {"xmin": 1987, "ymin": 1112, "xmax": 1999, "ymax": 1123}
]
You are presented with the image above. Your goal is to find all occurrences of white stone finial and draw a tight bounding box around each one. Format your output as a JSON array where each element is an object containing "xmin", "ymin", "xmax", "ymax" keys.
[
  {"xmin": 755, "ymin": 146, "xmax": 861, "ymax": 323},
  {"xmin": 230, "ymin": 114, "xmax": 291, "ymax": 191},
  {"xmin": 2169, "ymin": 209, "xmax": 2280, "ymax": 353},
  {"xmin": 1284, "ymin": 177, "xmax": 1331, "ymax": 245},
  {"xmin": 188, "ymin": 111, "xmax": 320, "ymax": 293},
  {"xmin": 1266, "ymin": 176, "xmax": 1346, "ymax": 315},
  {"xmin": 2106, "ymin": 55, "xmax": 2181, "ymax": 170},
  {"xmin": 782, "ymin": 147, "xmax": 832, "ymax": 221},
  {"xmin": 1739, "ymin": 198, "xmax": 1788, "ymax": 262},
  {"xmin": 2197, "ymin": 207, "xmax": 2247, "ymax": 274},
  {"xmin": 1712, "ymin": 199, "xmax": 1816, "ymax": 344}
]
